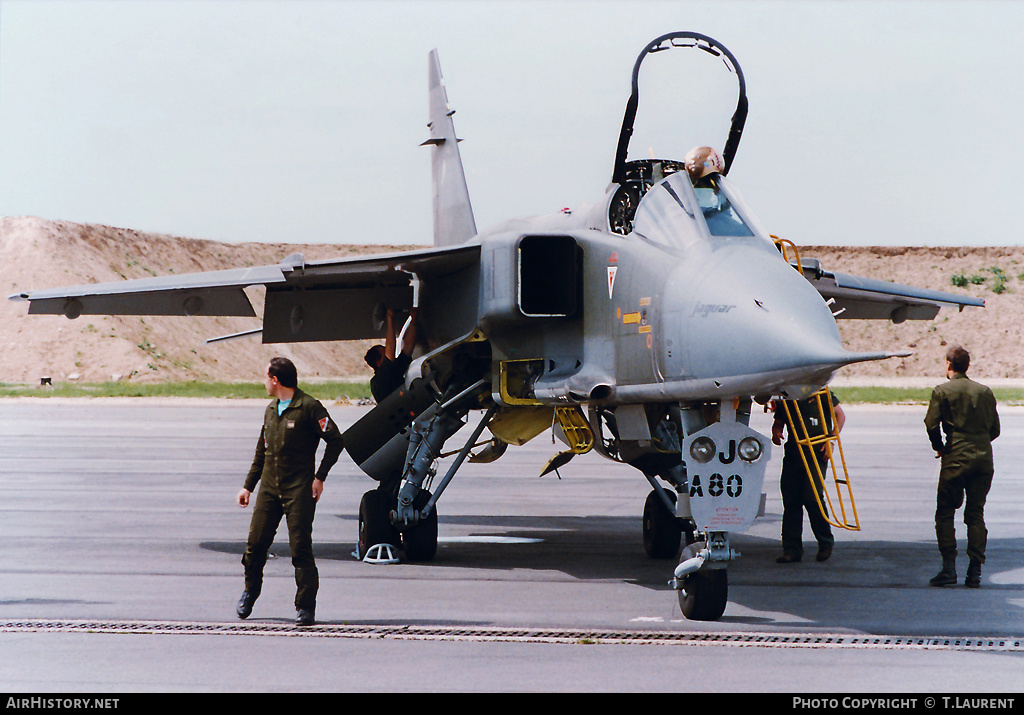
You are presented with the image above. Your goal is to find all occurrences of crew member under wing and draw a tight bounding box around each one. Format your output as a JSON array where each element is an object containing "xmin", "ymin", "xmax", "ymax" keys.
[{"xmin": 12, "ymin": 32, "xmax": 983, "ymax": 620}]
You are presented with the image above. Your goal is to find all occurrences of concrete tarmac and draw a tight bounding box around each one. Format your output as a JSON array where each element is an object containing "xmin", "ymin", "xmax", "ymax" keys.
[{"xmin": 1, "ymin": 399, "xmax": 1023, "ymax": 693}]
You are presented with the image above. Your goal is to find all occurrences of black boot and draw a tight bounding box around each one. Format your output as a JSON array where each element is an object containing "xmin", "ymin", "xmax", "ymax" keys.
[
  {"xmin": 236, "ymin": 590, "xmax": 258, "ymax": 619},
  {"xmin": 965, "ymin": 560, "xmax": 982, "ymax": 589},
  {"xmin": 929, "ymin": 558, "xmax": 957, "ymax": 587}
]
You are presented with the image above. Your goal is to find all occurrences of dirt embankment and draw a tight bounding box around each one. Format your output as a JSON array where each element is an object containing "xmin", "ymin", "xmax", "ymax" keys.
[
  {"xmin": 1, "ymin": 216, "xmax": 1019, "ymax": 384},
  {"xmin": 0, "ymin": 216, "xmax": 416, "ymax": 384},
  {"xmin": 801, "ymin": 244, "xmax": 1024, "ymax": 381}
]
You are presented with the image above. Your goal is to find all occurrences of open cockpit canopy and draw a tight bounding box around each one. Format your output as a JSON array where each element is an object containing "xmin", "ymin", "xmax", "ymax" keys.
[
  {"xmin": 631, "ymin": 171, "xmax": 767, "ymax": 251},
  {"xmin": 609, "ymin": 32, "xmax": 748, "ymax": 236}
]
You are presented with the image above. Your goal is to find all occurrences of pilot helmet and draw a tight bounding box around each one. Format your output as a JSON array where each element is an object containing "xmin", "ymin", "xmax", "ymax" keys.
[{"xmin": 684, "ymin": 146, "xmax": 725, "ymax": 180}]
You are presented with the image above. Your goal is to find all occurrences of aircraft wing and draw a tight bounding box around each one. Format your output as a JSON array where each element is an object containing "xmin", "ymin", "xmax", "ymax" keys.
[
  {"xmin": 11, "ymin": 243, "xmax": 482, "ymax": 342},
  {"xmin": 794, "ymin": 258, "xmax": 985, "ymax": 322}
]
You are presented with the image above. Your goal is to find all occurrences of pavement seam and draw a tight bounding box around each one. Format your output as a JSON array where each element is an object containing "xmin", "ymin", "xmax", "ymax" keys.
[{"xmin": 2, "ymin": 619, "xmax": 1022, "ymax": 651}]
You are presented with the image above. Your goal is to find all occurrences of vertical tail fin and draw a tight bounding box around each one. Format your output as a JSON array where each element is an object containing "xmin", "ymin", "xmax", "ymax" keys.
[{"xmin": 422, "ymin": 50, "xmax": 477, "ymax": 246}]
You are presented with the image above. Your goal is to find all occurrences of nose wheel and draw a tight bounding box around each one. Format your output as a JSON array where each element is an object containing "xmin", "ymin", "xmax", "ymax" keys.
[{"xmin": 678, "ymin": 568, "xmax": 728, "ymax": 621}]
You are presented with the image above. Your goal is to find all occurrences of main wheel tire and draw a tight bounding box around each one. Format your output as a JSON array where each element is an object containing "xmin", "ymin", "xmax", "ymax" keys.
[
  {"xmin": 401, "ymin": 489, "xmax": 438, "ymax": 562},
  {"xmin": 358, "ymin": 489, "xmax": 398, "ymax": 558},
  {"xmin": 642, "ymin": 489, "xmax": 682, "ymax": 559},
  {"xmin": 678, "ymin": 569, "xmax": 728, "ymax": 621}
]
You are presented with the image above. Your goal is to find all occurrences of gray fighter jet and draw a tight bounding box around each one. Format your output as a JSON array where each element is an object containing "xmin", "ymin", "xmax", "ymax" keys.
[{"xmin": 12, "ymin": 32, "xmax": 982, "ymax": 620}]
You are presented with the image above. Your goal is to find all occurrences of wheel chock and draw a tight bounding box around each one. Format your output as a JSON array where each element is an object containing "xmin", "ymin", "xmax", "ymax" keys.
[{"xmin": 361, "ymin": 543, "xmax": 401, "ymax": 565}]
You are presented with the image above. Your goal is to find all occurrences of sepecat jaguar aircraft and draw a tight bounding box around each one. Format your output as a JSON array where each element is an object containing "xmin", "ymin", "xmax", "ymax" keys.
[{"xmin": 13, "ymin": 32, "xmax": 982, "ymax": 620}]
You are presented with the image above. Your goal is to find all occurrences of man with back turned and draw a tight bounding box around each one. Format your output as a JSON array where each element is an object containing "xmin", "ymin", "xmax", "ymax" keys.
[
  {"xmin": 925, "ymin": 345, "xmax": 999, "ymax": 589},
  {"xmin": 365, "ymin": 307, "xmax": 419, "ymax": 403},
  {"xmin": 235, "ymin": 357, "xmax": 345, "ymax": 625}
]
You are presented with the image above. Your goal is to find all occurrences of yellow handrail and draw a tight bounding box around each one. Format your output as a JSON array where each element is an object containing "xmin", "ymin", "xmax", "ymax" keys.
[
  {"xmin": 773, "ymin": 235, "xmax": 801, "ymax": 270},
  {"xmin": 778, "ymin": 388, "xmax": 860, "ymax": 531}
]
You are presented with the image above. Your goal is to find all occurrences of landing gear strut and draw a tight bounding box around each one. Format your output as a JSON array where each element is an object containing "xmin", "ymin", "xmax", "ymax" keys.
[
  {"xmin": 640, "ymin": 484, "xmax": 730, "ymax": 621},
  {"xmin": 354, "ymin": 378, "xmax": 494, "ymax": 563},
  {"xmin": 400, "ymin": 488, "xmax": 438, "ymax": 562}
]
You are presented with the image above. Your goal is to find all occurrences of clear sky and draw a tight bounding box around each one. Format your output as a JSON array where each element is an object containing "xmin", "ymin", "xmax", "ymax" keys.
[{"xmin": 1, "ymin": 0, "xmax": 1021, "ymax": 247}]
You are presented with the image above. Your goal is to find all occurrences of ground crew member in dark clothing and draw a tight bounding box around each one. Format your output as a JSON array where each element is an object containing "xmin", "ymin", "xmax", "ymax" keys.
[
  {"xmin": 365, "ymin": 307, "xmax": 418, "ymax": 403},
  {"xmin": 772, "ymin": 392, "xmax": 845, "ymax": 564},
  {"xmin": 236, "ymin": 357, "xmax": 345, "ymax": 626},
  {"xmin": 925, "ymin": 345, "xmax": 999, "ymax": 589}
]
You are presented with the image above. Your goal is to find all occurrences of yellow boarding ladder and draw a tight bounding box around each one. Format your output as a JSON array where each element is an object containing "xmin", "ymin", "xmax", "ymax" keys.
[
  {"xmin": 554, "ymin": 406, "xmax": 594, "ymax": 454},
  {"xmin": 772, "ymin": 234, "xmax": 859, "ymax": 530},
  {"xmin": 778, "ymin": 389, "xmax": 860, "ymax": 531}
]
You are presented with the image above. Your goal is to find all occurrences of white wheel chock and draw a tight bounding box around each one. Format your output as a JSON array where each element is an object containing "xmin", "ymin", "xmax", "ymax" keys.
[{"xmin": 361, "ymin": 543, "xmax": 401, "ymax": 565}]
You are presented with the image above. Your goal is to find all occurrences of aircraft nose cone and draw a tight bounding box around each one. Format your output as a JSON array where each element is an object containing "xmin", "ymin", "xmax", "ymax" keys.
[{"xmin": 660, "ymin": 245, "xmax": 849, "ymax": 391}]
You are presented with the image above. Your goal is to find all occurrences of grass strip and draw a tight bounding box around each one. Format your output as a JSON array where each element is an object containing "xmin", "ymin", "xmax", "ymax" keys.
[
  {"xmin": 0, "ymin": 380, "xmax": 371, "ymax": 400},
  {"xmin": 832, "ymin": 386, "xmax": 1024, "ymax": 406}
]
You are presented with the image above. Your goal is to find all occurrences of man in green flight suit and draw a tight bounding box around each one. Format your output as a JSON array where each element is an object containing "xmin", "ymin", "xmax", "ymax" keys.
[
  {"xmin": 236, "ymin": 357, "xmax": 345, "ymax": 625},
  {"xmin": 925, "ymin": 345, "xmax": 1000, "ymax": 589}
]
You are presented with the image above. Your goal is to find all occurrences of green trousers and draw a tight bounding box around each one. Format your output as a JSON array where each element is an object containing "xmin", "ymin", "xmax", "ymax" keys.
[
  {"xmin": 242, "ymin": 484, "xmax": 319, "ymax": 610},
  {"xmin": 935, "ymin": 452, "xmax": 993, "ymax": 564},
  {"xmin": 780, "ymin": 446, "xmax": 834, "ymax": 557}
]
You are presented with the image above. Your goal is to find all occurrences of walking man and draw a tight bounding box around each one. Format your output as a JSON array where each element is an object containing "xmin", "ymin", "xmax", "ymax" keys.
[
  {"xmin": 236, "ymin": 357, "xmax": 345, "ymax": 624},
  {"xmin": 925, "ymin": 345, "xmax": 999, "ymax": 588}
]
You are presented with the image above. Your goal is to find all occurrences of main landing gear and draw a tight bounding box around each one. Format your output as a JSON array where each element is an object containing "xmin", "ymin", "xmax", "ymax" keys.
[
  {"xmin": 358, "ymin": 486, "xmax": 438, "ymax": 562},
  {"xmin": 353, "ymin": 378, "xmax": 495, "ymax": 565}
]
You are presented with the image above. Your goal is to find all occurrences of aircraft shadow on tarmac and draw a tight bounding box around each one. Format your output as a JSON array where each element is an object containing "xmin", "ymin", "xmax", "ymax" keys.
[
  {"xmin": 202, "ymin": 513, "xmax": 672, "ymax": 584},
  {"xmin": 202, "ymin": 512, "xmax": 1024, "ymax": 632}
]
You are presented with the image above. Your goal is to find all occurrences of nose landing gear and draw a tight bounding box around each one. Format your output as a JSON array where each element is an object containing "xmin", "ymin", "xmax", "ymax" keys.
[{"xmin": 678, "ymin": 568, "xmax": 729, "ymax": 621}]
